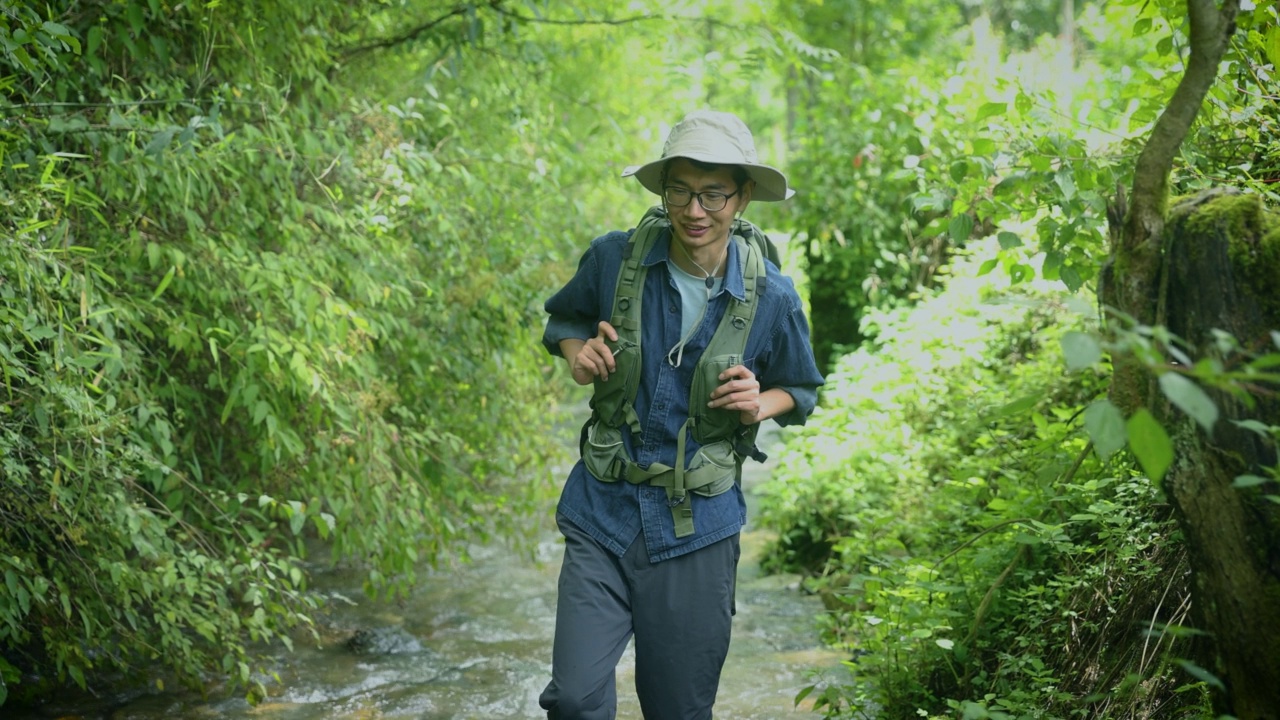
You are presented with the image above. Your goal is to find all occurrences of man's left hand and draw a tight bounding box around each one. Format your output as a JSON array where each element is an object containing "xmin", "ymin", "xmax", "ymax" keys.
[{"xmin": 709, "ymin": 364, "xmax": 764, "ymax": 425}]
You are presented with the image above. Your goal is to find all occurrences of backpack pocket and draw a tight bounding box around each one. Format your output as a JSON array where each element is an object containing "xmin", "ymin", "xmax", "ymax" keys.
[
  {"xmin": 690, "ymin": 353, "xmax": 742, "ymax": 442},
  {"xmin": 581, "ymin": 420, "xmax": 624, "ymax": 483},
  {"xmin": 591, "ymin": 338, "xmax": 639, "ymax": 429}
]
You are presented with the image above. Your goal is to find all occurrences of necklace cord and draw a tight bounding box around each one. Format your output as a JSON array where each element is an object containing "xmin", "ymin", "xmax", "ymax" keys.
[{"xmin": 676, "ymin": 238, "xmax": 727, "ymax": 280}]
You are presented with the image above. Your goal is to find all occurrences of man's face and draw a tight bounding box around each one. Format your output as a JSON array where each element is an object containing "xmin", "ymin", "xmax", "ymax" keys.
[{"xmin": 664, "ymin": 158, "xmax": 753, "ymax": 252}]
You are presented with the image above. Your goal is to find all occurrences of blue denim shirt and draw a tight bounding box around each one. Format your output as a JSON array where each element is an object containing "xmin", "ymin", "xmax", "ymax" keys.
[{"xmin": 542, "ymin": 223, "xmax": 824, "ymax": 563}]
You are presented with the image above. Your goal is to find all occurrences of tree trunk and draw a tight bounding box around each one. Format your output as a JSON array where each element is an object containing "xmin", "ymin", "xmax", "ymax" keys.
[
  {"xmin": 1099, "ymin": 0, "xmax": 1280, "ymax": 715},
  {"xmin": 1156, "ymin": 192, "xmax": 1280, "ymax": 718}
]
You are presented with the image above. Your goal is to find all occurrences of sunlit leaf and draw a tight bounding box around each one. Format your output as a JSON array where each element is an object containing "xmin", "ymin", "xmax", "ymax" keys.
[
  {"xmin": 1158, "ymin": 373, "xmax": 1218, "ymax": 432},
  {"xmin": 149, "ymin": 266, "xmax": 177, "ymax": 301},
  {"xmin": 1265, "ymin": 25, "xmax": 1280, "ymax": 67},
  {"xmin": 1128, "ymin": 409, "xmax": 1174, "ymax": 482},
  {"xmin": 1061, "ymin": 331, "xmax": 1102, "ymax": 371},
  {"xmin": 949, "ymin": 214, "xmax": 973, "ymax": 242},
  {"xmin": 976, "ymin": 102, "xmax": 1006, "ymax": 122},
  {"xmin": 1054, "ymin": 168, "xmax": 1076, "ymax": 200},
  {"xmin": 1060, "ymin": 265, "xmax": 1083, "ymax": 293},
  {"xmin": 1084, "ymin": 400, "xmax": 1127, "ymax": 459}
]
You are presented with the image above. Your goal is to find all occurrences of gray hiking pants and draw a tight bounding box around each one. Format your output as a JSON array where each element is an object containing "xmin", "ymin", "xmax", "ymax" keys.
[{"xmin": 538, "ymin": 514, "xmax": 740, "ymax": 720}]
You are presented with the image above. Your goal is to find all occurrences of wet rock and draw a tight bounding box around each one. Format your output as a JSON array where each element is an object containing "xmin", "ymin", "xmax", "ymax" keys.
[{"xmin": 343, "ymin": 627, "xmax": 425, "ymax": 656}]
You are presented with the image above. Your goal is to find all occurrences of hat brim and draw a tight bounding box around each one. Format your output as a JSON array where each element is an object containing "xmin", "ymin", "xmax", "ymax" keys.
[{"xmin": 622, "ymin": 154, "xmax": 795, "ymax": 202}]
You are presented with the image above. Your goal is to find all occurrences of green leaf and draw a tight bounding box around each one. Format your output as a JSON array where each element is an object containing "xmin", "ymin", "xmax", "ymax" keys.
[
  {"xmin": 994, "ymin": 394, "xmax": 1040, "ymax": 418},
  {"xmin": 68, "ymin": 664, "xmax": 85, "ymax": 689},
  {"xmin": 87, "ymin": 26, "xmax": 104, "ymax": 56},
  {"xmin": 1232, "ymin": 419, "xmax": 1274, "ymax": 436},
  {"xmin": 1060, "ymin": 265, "xmax": 1083, "ymax": 293},
  {"xmin": 997, "ymin": 231, "xmax": 1022, "ymax": 250},
  {"xmin": 950, "ymin": 160, "xmax": 970, "ymax": 183},
  {"xmin": 126, "ymin": 3, "xmax": 146, "ymax": 34},
  {"xmin": 1158, "ymin": 373, "xmax": 1218, "ymax": 432},
  {"xmin": 1232, "ymin": 474, "xmax": 1270, "ymax": 488},
  {"xmin": 948, "ymin": 214, "xmax": 973, "ymax": 242},
  {"xmin": 976, "ymin": 102, "xmax": 1006, "ymax": 122},
  {"xmin": 1061, "ymin": 331, "xmax": 1102, "ymax": 371},
  {"xmin": 1127, "ymin": 409, "xmax": 1174, "ymax": 482},
  {"xmin": 144, "ymin": 128, "xmax": 176, "ymax": 157},
  {"xmin": 1054, "ymin": 168, "xmax": 1076, "ymax": 200},
  {"xmin": 149, "ymin": 266, "xmax": 177, "ymax": 301},
  {"xmin": 1265, "ymin": 25, "xmax": 1280, "ymax": 67},
  {"xmin": 936, "ymin": 638, "xmax": 955, "ymax": 650},
  {"xmin": 1175, "ymin": 659, "xmax": 1224, "ymax": 691},
  {"xmin": 1084, "ymin": 400, "xmax": 1127, "ymax": 459}
]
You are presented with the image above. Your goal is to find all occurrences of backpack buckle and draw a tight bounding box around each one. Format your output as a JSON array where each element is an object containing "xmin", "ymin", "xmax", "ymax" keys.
[{"xmin": 609, "ymin": 456, "xmax": 628, "ymax": 481}]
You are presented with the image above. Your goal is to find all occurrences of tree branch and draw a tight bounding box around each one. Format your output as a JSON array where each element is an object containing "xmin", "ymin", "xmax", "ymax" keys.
[
  {"xmin": 489, "ymin": 4, "xmax": 666, "ymax": 26},
  {"xmin": 1125, "ymin": 0, "xmax": 1241, "ymax": 252},
  {"xmin": 338, "ymin": 0, "xmax": 502, "ymax": 62},
  {"xmin": 336, "ymin": 1, "xmax": 753, "ymax": 63}
]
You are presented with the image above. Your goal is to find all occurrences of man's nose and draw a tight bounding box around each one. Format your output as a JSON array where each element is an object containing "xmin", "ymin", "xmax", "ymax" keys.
[{"xmin": 682, "ymin": 196, "xmax": 708, "ymax": 218}]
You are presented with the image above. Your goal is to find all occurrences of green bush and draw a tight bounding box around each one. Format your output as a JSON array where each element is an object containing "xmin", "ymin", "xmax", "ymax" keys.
[
  {"xmin": 762, "ymin": 239, "xmax": 1207, "ymax": 718},
  {"xmin": 0, "ymin": 1, "xmax": 580, "ymax": 704}
]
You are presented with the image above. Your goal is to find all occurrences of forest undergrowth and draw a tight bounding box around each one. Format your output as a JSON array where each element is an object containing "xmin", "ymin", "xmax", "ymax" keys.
[{"xmin": 760, "ymin": 238, "xmax": 1208, "ymax": 719}]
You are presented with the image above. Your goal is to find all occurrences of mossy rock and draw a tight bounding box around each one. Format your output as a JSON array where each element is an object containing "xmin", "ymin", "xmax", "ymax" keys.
[{"xmin": 1166, "ymin": 189, "xmax": 1280, "ymax": 344}]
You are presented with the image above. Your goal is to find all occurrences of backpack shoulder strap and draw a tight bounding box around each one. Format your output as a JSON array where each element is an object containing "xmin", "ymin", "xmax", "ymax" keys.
[
  {"xmin": 610, "ymin": 207, "xmax": 667, "ymax": 337},
  {"xmin": 731, "ymin": 216, "xmax": 782, "ymax": 270},
  {"xmin": 593, "ymin": 207, "xmax": 668, "ymax": 432}
]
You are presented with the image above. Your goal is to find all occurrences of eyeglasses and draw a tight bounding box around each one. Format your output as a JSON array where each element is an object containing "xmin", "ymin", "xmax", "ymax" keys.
[{"xmin": 662, "ymin": 186, "xmax": 739, "ymax": 212}]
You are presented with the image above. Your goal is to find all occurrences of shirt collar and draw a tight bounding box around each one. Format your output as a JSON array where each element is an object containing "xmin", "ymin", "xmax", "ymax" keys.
[{"xmin": 644, "ymin": 227, "xmax": 748, "ymax": 302}]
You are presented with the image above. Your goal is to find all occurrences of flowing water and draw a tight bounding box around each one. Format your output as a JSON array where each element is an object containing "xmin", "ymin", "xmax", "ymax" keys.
[{"xmin": 13, "ymin": 413, "xmax": 846, "ymax": 719}]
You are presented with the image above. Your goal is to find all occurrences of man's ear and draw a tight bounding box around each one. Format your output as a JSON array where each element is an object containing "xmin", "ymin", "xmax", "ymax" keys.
[{"xmin": 737, "ymin": 179, "xmax": 755, "ymax": 214}]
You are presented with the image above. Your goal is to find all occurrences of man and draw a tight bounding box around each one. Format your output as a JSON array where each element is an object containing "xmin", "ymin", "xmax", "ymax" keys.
[{"xmin": 538, "ymin": 109, "xmax": 823, "ymax": 720}]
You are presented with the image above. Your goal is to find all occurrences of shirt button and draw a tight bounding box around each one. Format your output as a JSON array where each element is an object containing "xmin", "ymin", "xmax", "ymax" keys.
[{"xmin": 669, "ymin": 304, "xmax": 678, "ymax": 313}]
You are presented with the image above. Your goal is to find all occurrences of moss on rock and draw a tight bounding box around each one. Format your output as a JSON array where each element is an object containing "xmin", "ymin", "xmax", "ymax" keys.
[{"xmin": 1171, "ymin": 192, "xmax": 1280, "ymax": 324}]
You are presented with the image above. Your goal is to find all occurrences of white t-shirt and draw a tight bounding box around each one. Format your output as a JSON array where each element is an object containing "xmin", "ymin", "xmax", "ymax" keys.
[{"xmin": 666, "ymin": 260, "xmax": 724, "ymax": 366}]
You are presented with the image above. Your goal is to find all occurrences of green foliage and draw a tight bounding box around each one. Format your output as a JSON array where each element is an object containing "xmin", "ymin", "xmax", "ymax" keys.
[
  {"xmin": 787, "ymin": 67, "xmax": 974, "ymax": 369},
  {"xmin": 941, "ymin": 0, "xmax": 1280, "ymax": 300},
  {"xmin": 0, "ymin": 0, "xmax": 631, "ymax": 704},
  {"xmin": 780, "ymin": 2, "xmax": 971, "ymax": 369},
  {"xmin": 1174, "ymin": 0, "xmax": 1280, "ymax": 199},
  {"xmin": 760, "ymin": 240, "xmax": 1208, "ymax": 718}
]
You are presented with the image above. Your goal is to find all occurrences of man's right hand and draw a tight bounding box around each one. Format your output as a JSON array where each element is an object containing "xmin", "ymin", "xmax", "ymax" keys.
[{"xmin": 561, "ymin": 321, "xmax": 619, "ymax": 385}]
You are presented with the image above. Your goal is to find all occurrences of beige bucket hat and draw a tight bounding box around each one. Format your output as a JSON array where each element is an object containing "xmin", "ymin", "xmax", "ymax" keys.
[{"xmin": 621, "ymin": 110, "xmax": 795, "ymax": 202}]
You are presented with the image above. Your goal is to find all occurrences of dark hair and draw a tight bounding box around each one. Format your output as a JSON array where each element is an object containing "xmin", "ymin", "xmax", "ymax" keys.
[{"xmin": 660, "ymin": 158, "xmax": 751, "ymax": 190}]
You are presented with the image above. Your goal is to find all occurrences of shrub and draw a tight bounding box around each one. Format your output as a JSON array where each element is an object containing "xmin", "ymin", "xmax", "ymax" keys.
[{"xmin": 763, "ymin": 239, "xmax": 1206, "ymax": 718}]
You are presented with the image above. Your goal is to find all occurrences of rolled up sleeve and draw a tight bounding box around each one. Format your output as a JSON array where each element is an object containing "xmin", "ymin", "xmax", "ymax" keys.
[
  {"xmin": 756, "ymin": 282, "xmax": 823, "ymax": 427},
  {"xmin": 542, "ymin": 233, "xmax": 625, "ymax": 358}
]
